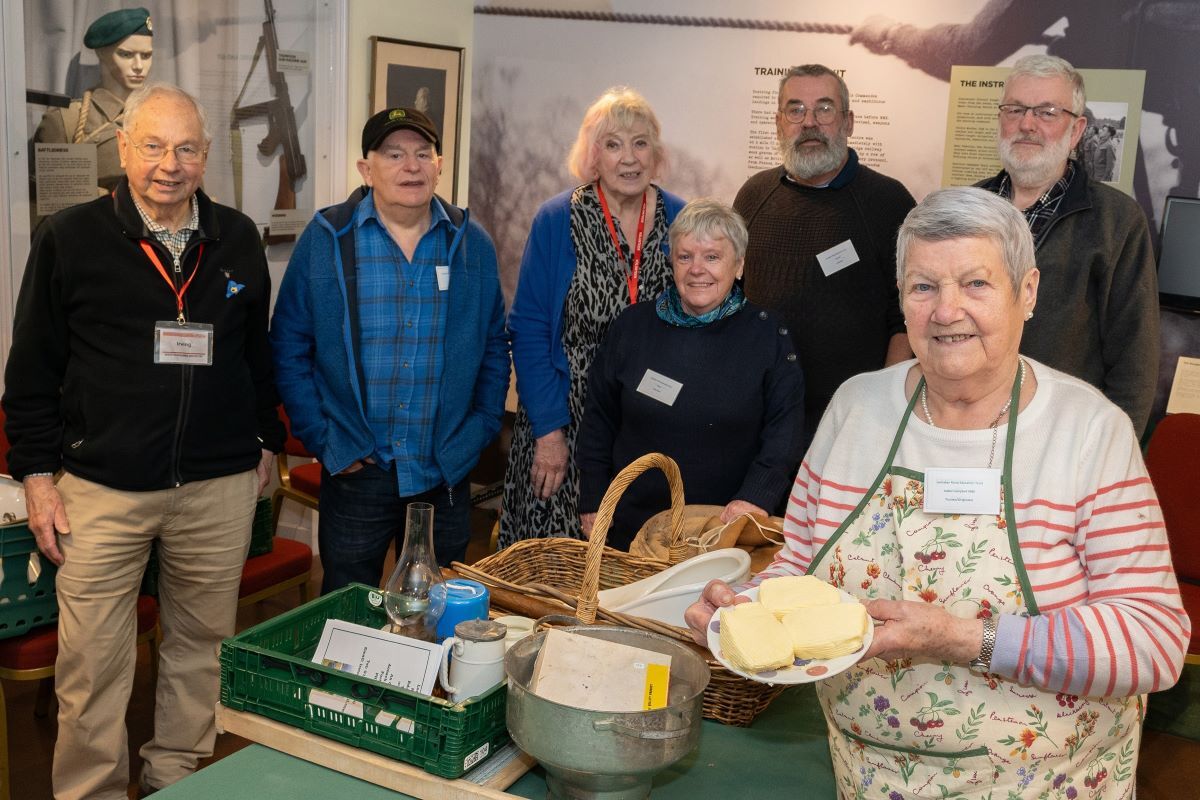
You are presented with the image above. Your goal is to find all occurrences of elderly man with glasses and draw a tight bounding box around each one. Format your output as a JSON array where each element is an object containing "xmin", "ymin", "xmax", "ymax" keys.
[
  {"xmin": 734, "ymin": 64, "xmax": 916, "ymax": 447},
  {"xmin": 3, "ymin": 82, "xmax": 283, "ymax": 799},
  {"xmin": 977, "ymin": 54, "xmax": 1158, "ymax": 435}
]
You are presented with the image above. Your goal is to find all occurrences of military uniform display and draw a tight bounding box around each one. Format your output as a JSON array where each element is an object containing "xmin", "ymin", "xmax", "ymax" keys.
[
  {"xmin": 30, "ymin": 6, "xmax": 152, "ymax": 201},
  {"xmin": 34, "ymin": 86, "xmax": 127, "ymax": 192}
]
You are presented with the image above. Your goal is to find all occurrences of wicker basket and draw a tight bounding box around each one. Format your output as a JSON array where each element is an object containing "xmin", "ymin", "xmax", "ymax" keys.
[{"xmin": 453, "ymin": 452, "xmax": 785, "ymax": 726}]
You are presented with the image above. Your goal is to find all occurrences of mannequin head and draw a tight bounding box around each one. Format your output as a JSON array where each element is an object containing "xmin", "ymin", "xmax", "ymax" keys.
[
  {"xmin": 83, "ymin": 7, "xmax": 154, "ymax": 99},
  {"xmin": 96, "ymin": 35, "xmax": 153, "ymax": 98}
]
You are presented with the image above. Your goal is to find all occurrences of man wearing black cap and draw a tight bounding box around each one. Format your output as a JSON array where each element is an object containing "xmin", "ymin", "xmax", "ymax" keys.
[
  {"xmin": 271, "ymin": 107, "xmax": 508, "ymax": 592},
  {"xmin": 34, "ymin": 7, "xmax": 154, "ymax": 194}
]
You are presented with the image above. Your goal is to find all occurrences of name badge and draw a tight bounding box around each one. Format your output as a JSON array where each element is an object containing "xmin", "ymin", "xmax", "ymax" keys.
[
  {"xmin": 154, "ymin": 321, "xmax": 214, "ymax": 366},
  {"xmin": 435, "ymin": 265, "xmax": 450, "ymax": 291},
  {"xmin": 636, "ymin": 369, "xmax": 683, "ymax": 406},
  {"xmin": 923, "ymin": 468, "xmax": 1001, "ymax": 516},
  {"xmin": 816, "ymin": 239, "xmax": 860, "ymax": 277}
]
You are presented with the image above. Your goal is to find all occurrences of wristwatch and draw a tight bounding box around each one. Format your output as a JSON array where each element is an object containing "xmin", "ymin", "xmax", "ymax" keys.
[{"xmin": 969, "ymin": 617, "xmax": 997, "ymax": 671}]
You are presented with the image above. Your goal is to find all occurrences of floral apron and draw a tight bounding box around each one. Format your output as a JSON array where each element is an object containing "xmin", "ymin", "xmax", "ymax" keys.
[{"xmin": 812, "ymin": 371, "xmax": 1140, "ymax": 800}]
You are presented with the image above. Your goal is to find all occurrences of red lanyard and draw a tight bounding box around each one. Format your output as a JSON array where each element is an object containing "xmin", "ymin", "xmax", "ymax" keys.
[
  {"xmin": 595, "ymin": 182, "xmax": 648, "ymax": 303},
  {"xmin": 140, "ymin": 240, "xmax": 204, "ymax": 323}
]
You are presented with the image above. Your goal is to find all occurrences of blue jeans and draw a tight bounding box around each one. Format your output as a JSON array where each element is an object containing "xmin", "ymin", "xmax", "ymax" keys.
[{"xmin": 318, "ymin": 463, "xmax": 471, "ymax": 594}]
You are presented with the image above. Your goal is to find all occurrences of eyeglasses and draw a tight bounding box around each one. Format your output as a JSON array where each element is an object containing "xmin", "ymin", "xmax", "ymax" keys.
[
  {"xmin": 780, "ymin": 102, "xmax": 841, "ymax": 125},
  {"xmin": 128, "ymin": 141, "xmax": 207, "ymax": 165},
  {"xmin": 997, "ymin": 104, "xmax": 1080, "ymax": 123}
]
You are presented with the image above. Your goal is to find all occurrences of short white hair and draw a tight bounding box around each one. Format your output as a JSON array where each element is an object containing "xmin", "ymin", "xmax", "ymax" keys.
[
  {"xmin": 897, "ymin": 187, "xmax": 1035, "ymax": 296},
  {"xmin": 123, "ymin": 82, "xmax": 212, "ymax": 144},
  {"xmin": 1007, "ymin": 55, "xmax": 1086, "ymax": 115}
]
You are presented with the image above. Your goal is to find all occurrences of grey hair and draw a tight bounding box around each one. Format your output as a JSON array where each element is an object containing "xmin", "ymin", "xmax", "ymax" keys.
[
  {"xmin": 122, "ymin": 82, "xmax": 212, "ymax": 144},
  {"xmin": 668, "ymin": 198, "xmax": 749, "ymax": 261},
  {"xmin": 1006, "ymin": 54, "xmax": 1086, "ymax": 115},
  {"xmin": 896, "ymin": 187, "xmax": 1035, "ymax": 295},
  {"xmin": 778, "ymin": 64, "xmax": 850, "ymax": 112}
]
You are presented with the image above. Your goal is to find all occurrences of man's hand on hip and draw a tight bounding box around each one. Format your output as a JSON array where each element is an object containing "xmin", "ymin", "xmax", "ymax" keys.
[{"xmin": 23, "ymin": 475, "xmax": 69, "ymax": 565}]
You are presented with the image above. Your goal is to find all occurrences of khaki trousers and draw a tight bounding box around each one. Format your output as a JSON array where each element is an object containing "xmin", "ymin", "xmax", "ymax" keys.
[{"xmin": 52, "ymin": 470, "xmax": 256, "ymax": 800}]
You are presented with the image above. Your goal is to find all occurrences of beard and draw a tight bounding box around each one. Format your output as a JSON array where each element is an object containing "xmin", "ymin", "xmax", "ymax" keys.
[
  {"xmin": 779, "ymin": 127, "xmax": 849, "ymax": 181},
  {"xmin": 999, "ymin": 126, "xmax": 1075, "ymax": 188}
]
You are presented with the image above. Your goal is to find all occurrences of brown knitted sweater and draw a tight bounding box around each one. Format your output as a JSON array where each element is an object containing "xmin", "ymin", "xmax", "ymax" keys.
[{"xmin": 733, "ymin": 156, "xmax": 914, "ymax": 441}]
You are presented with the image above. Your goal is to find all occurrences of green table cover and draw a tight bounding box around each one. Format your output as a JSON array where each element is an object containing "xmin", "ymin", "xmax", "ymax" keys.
[{"xmin": 158, "ymin": 685, "xmax": 834, "ymax": 798}]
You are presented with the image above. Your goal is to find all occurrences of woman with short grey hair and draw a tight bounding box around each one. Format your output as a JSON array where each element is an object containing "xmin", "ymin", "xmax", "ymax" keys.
[
  {"xmin": 688, "ymin": 185, "xmax": 1187, "ymax": 798},
  {"xmin": 576, "ymin": 199, "xmax": 804, "ymax": 548}
]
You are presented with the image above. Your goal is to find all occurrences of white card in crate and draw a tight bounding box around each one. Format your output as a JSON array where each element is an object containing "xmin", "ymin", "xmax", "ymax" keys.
[{"xmin": 311, "ymin": 618, "xmax": 441, "ymax": 695}]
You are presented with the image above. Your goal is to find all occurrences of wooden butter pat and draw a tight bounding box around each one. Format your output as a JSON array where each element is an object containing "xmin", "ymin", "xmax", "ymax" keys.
[{"xmin": 530, "ymin": 629, "xmax": 671, "ymax": 713}]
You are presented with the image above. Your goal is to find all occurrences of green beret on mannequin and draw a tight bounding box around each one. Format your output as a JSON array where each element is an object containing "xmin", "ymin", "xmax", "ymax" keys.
[{"xmin": 82, "ymin": 7, "xmax": 153, "ymax": 49}]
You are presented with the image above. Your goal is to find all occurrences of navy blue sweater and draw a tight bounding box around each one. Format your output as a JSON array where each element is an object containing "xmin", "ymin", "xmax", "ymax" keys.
[{"xmin": 576, "ymin": 300, "xmax": 805, "ymax": 550}]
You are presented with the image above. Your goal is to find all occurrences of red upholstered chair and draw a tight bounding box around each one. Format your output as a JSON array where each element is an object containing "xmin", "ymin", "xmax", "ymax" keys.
[
  {"xmin": 0, "ymin": 595, "xmax": 159, "ymax": 800},
  {"xmin": 239, "ymin": 406, "xmax": 316, "ymax": 614},
  {"xmin": 238, "ymin": 537, "xmax": 312, "ymax": 610},
  {"xmin": 271, "ymin": 406, "xmax": 321, "ymax": 532},
  {"xmin": 1145, "ymin": 412, "xmax": 1200, "ymax": 665}
]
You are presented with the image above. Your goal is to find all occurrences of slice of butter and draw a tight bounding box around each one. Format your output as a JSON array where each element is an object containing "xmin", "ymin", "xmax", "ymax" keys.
[
  {"xmin": 759, "ymin": 575, "xmax": 842, "ymax": 620},
  {"xmin": 719, "ymin": 602, "xmax": 794, "ymax": 673},
  {"xmin": 782, "ymin": 602, "xmax": 869, "ymax": 659}
]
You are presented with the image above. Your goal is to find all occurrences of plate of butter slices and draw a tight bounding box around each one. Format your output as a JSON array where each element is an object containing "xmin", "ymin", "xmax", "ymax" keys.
[{"xmin": 706, "ymin": 575, "xmax": 873, "ymax": 684}]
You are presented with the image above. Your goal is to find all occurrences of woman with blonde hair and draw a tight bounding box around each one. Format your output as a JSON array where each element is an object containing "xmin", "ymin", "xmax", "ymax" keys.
[{"xmin": 501, "ymin": 86, "xmax": 685, "ymax": 547}]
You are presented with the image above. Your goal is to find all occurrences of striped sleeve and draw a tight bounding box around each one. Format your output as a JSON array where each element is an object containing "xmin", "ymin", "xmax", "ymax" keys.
[
  {"xmin": 749, "ymin": 458, "xmax": 870, "ymax": 587},
  {"xmin": 990, "ymin": 419, "xmax": 1190, "ymax": 697}
]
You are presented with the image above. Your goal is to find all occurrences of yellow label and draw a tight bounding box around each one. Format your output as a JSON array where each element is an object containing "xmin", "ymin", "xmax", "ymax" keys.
[{"xmin": 642, "ymin": 662, "xmax": 670, "ymax": 710}]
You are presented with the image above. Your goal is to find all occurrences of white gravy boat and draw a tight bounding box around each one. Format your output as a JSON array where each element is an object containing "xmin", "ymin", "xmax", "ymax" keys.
[{"xmin": 597, "ymin": 548, "xmax": 751, "ymax": 627}]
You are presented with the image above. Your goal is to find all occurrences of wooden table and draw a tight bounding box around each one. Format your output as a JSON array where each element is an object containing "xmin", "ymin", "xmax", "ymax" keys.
[{"xmin": 156, "ymin": 686, "xmax": 834, "ymax": 798}]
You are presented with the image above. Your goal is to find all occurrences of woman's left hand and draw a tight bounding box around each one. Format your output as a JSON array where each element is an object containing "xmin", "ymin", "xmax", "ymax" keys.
[
  {"xmin": 531, "ymin": 429, "xmax": 569, "ymax": 499},
  {"xmin": 684, "ymin": 580, "xmax": 751, "ymax": 646},
  {"xmin": 720, "ymin": 500, "xmax": 768, "ymax": 524},
  {"xmin": 862, "ymin": 599, "xmax": 983, "ymax": 664}
]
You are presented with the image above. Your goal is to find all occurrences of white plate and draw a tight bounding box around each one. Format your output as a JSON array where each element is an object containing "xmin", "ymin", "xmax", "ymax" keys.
[{"xmin": 706, "ymin": 586, "xmax": 873, "ymax": 684}]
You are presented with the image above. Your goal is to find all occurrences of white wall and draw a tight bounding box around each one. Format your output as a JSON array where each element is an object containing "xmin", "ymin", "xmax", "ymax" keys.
[
  {"xmin": 0, "ymin": 3, "xmax": 30, "ymax": 373},
  {"xmin": 344, "ymin": 0, "xmax": 474, "ymax": 203}
]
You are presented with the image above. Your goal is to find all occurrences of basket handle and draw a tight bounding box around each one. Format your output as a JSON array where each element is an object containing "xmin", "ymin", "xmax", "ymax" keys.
[{"xmin": 575, "ymin": 452, "xmax": 685, "ymax": 624}]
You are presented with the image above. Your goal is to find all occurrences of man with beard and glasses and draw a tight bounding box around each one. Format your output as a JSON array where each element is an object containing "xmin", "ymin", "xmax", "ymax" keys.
[
  {"xmin": 977, "ymin": 55, "xmax": 1158, "ymax": 435},
  {"xmin": 734, "ymin": 64, "xmax": 915, "ymax": 447}
]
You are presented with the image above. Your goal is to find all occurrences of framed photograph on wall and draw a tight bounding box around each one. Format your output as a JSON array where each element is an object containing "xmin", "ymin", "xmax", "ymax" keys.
[{"xmin": 369, "ymin": 36, "xmax": 464, "ymax": 204}]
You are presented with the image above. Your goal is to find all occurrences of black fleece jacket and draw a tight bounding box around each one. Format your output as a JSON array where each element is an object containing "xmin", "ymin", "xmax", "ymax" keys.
[{"xmin": 3, "ymin": 180, "xmax": 284, "ymax": 489}]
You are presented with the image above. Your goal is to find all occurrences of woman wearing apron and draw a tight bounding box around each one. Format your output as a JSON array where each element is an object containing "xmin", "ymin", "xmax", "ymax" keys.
[{"xmin": 688, "ymin": 187, "xmax": 1189, "ymax": 799}]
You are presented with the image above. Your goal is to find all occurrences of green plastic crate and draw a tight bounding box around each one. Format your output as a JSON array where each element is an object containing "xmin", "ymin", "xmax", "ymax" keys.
[
  {"xmin": 0, "ymin": 522, "xmax": 59, "ymax": 639},
  {"xmin": 142, "ymin": 497, "xmax": 274, "ymax": 596},
  {"xmin": 220, "ymin": 583, "xmax": 509, "ymax": 779},
  {"xmin": 247, "ymin": 497, "xmax": 275, "ymax": 558}
]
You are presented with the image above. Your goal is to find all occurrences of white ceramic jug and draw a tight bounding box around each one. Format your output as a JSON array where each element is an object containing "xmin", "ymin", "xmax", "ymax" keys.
[{"xmin": 439, "ymin": 619, "xmax": 507, "ymax": 703}]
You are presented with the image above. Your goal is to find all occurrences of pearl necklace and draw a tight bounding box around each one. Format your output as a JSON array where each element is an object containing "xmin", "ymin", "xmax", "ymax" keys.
[{"xmin": 921, "ymin": 358, "xmax": 1026, "ymax": 470}]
